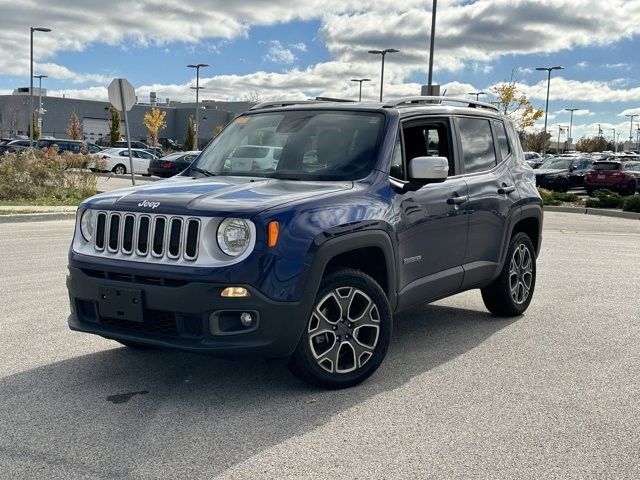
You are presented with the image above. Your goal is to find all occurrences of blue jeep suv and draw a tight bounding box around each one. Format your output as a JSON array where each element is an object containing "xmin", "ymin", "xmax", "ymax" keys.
[{"xmin": 67, "ymin": 97, "xmax": 543, "ymax": 388}]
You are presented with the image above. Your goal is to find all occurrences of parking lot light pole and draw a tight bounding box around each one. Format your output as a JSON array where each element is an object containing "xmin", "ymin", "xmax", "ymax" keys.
[
  {"xmin": 350, "ymin": 78, "xmax": 371, "ymax": 102},
  {"xmin": 29, "ymin": 27, "xmax": 51, "ymax": 147},
  {"xmin": 625, "ymin": 114, "xmax": 637, "ymax": 151},
  {"xmin": 368, "ymin": 49, "xmax": 400, "ymax": 102},
  {"xmin": 427, "ymin": 0, "xmax": 437, "ymax": 89},
  {"xmin": 609, "ymin": 128, "xmax": 617, "ymax": 153},
  {"xmin": 564, "ymin": 108, "xmax": 580, "ymax": 150},
  {"xmin": 187, "ymin": 63, "xmax": 208, "ymax": 148},
  {"xmin": 33, "ymin": 74, "xmax": 47, "ymax": 135},
  {"xmin": 468, "ymin": 91, "xmax": 486, "ymax": 101},
  {"xmin": 536, "ymin": 66, "xmax": 564, "ymax": 155}
]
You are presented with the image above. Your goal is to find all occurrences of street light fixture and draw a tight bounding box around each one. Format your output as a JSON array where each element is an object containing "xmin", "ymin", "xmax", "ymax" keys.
[
  {"xmin": 625, "ymin": 114, "xmax": 637, "ymax": 151},
  {"xmin": 350, "ymin": 78, "xmax": 371, "ymax": 102},
  {"xmin": 468, "ymin": 91, "xmax": 486, "ymax": 101},
  {"xmin": 187, "ymin": 63, "xmax": 209, "ymax": 148},
  {"xmin": 536, "ymin": 65, "xmax": 564, "ymax": 155},
  {"xmin": 30, "ymin": 26, "xmax": 51, "ymax": 147},
  {"xmin": 367, "ymin": 49, "xmax": 400, "ymax": 102},
  {"xmin": 33, "ymin": 74, "xmax": 47, "ymax": 135},
  {"xmin": 564, "ymin": 108, "xmax": 580, "ymax": 149}
]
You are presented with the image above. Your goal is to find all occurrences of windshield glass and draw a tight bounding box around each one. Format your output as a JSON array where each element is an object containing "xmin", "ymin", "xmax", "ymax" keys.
[
  {"xmin": 540, "ymin": 157, "xmax": 573, "ymax": 170},
  {"xmin": 192, "ymin": 110, "xmax": 385, "ymax": 180}
]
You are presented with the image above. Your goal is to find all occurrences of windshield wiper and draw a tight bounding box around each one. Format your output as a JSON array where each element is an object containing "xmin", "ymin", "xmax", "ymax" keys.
[{"xmin": 191, "ymin": 166, "xmax": 216, "ymax": 177}]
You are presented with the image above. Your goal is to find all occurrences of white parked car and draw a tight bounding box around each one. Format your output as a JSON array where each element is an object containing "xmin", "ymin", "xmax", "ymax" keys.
[
  {"xmin": 92, "ymin": 148, "xmax": 158, "ymax": 175},
  {"xmin": 226, "ymin": 145, "xmax": 283, "ymax": 171}
]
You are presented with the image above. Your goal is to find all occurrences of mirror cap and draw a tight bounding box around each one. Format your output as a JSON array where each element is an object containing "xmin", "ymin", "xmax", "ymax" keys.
[{"xmin": 409, "ymin": 156, "xmax": 449, "ymax": 181}]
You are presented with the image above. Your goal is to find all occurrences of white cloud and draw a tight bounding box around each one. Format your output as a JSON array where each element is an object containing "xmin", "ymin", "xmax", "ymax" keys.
[
  {"xmin": 264, "ymin": 41, "xmax": 296, "ymax": 65},
  {"xmin": 504, "ymin": 77, "xmax": 640, "ymax": 103},
  {"xmin": 290, "ymin": 42, "xmax": 307, "ymax": 52},
  {"xmin": 576, "ymin": 61, "xmax": 589, "ymax": 68},
  {"xmin": 604, "ymin": 63, "xmax": 631, "ymax": 70}
]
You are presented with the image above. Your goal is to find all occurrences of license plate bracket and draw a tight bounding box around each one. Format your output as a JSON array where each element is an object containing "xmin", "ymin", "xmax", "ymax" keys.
[{"xmin": 98, "ymin": 287, "xmax": 144, "ymax": 323}]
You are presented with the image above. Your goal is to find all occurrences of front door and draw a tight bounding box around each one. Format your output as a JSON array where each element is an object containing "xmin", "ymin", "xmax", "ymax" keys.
[{"xmin": 391, "ymin": 119, "xmax": 469, "ymax": 310}]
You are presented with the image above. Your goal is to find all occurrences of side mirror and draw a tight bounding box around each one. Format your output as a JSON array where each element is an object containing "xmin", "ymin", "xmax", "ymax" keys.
[{"xmin": 409, "ymin": 156, "xmax": 449, "ymax": 183}]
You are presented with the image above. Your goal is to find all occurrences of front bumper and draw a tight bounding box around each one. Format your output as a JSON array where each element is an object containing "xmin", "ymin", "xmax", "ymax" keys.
[{"xmin": 67, "ymin": 266, "xmax": 310, "ymax": 358}]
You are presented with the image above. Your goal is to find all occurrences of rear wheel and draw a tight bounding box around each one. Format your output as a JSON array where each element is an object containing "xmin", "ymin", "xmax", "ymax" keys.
[
  {"xmin": 288, "ymin": 268, "xmax": 392, "ymax": 389},
  {"xmin": 555, "ymin": 177, "xmax": 569, "ymax": 192},
  {"xmin": 113, "ymin": 164, "xmax": 126, "ymax": 175},
  {"xmin": 481, "ymin": 232, "xmax": 536, "ymax": 317},
  {"xmin": 624, "ymin": 181, "xmax": 637, "ymax": 196}
]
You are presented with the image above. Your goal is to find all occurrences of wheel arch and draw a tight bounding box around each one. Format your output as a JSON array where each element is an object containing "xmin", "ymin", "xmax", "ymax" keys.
[{"xmin": 299, "ymin": 230, "xmax": 398, "ymax": 312}]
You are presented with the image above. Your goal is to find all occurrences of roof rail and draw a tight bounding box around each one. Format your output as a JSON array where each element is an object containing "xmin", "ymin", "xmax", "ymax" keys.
[
  {"xmin": 249, "ymin": 100, "xmax": 325, "ymax": 111},
  {"xmin": 384, "ymin": 96, "xmax": 499, "ymax": 112}
]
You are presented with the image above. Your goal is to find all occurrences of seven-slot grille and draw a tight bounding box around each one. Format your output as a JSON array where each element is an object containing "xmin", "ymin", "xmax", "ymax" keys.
[{"xmin": 94, "ymin": 211, "xmax": 200, "ymax": 261}]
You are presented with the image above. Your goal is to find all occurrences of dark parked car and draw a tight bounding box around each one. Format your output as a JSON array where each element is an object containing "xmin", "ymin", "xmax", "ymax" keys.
[
  {"xmin": 535, "ymin": 156, "xmax": 593, "ymax": 191},
  {"xmin": 0, "ymin": 139, "xmax": 31, "ymax": 155},
  {"xmin": 147, "ymin": 151, "xmax": 200, "ymax": 177},
  {"xmin": 585, "ymin": 161, "xmax": 640, "ymax": 196},
  {"xmin": 67, "ymin": 97, "xmax": 542, "ymax": 388},
  {"xmin": 36, "ymin": 138, "xmax": 103, "ymax": 154}
]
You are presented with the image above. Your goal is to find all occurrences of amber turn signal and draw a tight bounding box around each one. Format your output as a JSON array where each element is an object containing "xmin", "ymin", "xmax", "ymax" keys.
[{"xmin": 268, "ymin": 221, "xmax": 279, "ymax": 248}]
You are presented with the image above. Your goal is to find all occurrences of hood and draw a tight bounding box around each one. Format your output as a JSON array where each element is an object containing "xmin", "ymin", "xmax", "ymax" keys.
[{"xmin": 83, "ymin": 175, "xmax": 353, "ymax": 216}]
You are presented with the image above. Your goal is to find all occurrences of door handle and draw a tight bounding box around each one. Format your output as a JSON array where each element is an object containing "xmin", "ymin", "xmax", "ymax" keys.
[
  {"xmin": 497, "ymin": 185, "xmax": 516, "ymax": 195},
  {"xmin": 447, "ymin": 195, "xmax": 469, "ymax": 205}
]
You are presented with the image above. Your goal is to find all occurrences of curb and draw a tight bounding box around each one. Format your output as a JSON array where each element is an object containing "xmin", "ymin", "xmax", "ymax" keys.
[
  {"xmin": 0, "ymin": 211, "xmax": 77, "ymax": 224},
  {"xmin": 544, "ymin": 205, "xmax": 640, "ymax": 220}
]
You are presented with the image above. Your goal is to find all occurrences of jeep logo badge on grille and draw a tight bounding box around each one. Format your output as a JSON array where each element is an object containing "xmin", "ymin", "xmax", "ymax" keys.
[{"xmin": 138, "ymin": 200, "xmax": 161, "ymax": 209}]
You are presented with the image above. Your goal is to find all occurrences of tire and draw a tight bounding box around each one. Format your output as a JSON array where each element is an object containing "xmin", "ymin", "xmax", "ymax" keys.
[
  {"xmin": 481, "ymin": 232, "xmax": 536, "ymax": 317},
  {"xmin": 113, "ymin": 164, "xmax": 126, "ymax": 175},
  {"xmin": 624, "ymin": 182, "xmax": 637, "ymax": 196},
  {"xmin": 555, "ymin": 177, "xmax": 569, "ymax": 192},
  {"xmin": 116, "ymin": 340, "xmax": 156, "ymax": 350},
  {"xmin": 288, "ymin": 268, "xmax": 392, "ymax": 389}
]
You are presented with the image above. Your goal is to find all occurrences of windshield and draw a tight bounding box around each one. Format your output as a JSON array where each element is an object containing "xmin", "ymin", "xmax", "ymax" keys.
[
  {"xmin": 192, "ymin": 110, "xmax": 385, "ymax": 180},
  {"xmin": 540, "ymin": 157, "xmax": 573, "ymax": 170}
]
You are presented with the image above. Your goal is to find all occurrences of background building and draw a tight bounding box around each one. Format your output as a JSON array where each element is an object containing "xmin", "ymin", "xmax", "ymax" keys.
[{"xmin": 0, "ymin": 89, "xmax": 253, "ymax": 148}]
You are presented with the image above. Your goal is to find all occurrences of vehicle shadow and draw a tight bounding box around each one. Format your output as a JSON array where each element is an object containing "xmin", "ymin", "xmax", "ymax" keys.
[{"xmin": 0, "ymin": 304, "xmax": 515, "ymax": 478}]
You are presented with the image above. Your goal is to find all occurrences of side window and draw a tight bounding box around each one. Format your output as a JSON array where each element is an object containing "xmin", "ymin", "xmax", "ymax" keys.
[
  {"xmin": 389, "ymin": 132, "xmax": 404, "ymax": 180},
  {"xmin": 494, "ymin": 121, "xmax": 511, "ymax": 161},
  {"xmin": 402, "ymin": 120, "xmax": 454, "ymax": 175},
  {"xmin": 458, "ymin": 117, "xmax": 497, "ymax": 174}
]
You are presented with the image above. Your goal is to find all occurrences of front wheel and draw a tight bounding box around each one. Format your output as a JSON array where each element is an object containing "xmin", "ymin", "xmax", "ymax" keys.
[
  {"xmin": 288, "ymin": 268, "xmax": 392, "ymax": 389},
  {"xmin": 481, "ymin": 232, "xmax": 537, "ymax": 317}
]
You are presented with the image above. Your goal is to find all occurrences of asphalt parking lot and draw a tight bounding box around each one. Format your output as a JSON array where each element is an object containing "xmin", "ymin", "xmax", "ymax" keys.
[{"xmin": 0, "ymin": 212, "xmax": 638, "ymax": 479}]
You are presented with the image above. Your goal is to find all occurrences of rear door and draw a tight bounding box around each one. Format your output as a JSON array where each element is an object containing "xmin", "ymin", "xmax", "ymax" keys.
[{"xmin": 456, "ymin": 116, "xmax": 519, "ymax": 288}]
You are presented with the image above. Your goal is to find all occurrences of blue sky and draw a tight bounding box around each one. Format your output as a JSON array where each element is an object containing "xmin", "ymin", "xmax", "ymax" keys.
[{"xmin": 1, "ymin": 0, "xmax": 639, "ymax": 142}]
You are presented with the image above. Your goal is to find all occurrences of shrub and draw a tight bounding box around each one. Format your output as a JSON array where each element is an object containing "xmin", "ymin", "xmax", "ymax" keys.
[
  {"xmin": 585, "ymin": 189, "xmax": 623, "ymax": 209},
  {"xmin": 538, "ymin": 188, "xmax": 560, "ymax": 206},
  {"xmin": 0, "ymin": 150, "xmax": 98, "ymax": 203},
  {"xmin": 538, "ymin": 188, "xmax": 580, "ymax": 206},
  {"xmin": 622, "ymin": 195, "xmax": 640, "ymax": 213}
]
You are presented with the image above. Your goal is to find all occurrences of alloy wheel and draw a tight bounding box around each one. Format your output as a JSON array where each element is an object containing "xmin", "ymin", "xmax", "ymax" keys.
[
  {"xmin": 307, "ymin": 287, "xmax": 380, "ymax": 374},
  {"xmin": 509, "ymin": 243, "xmax": 533, "ymax": 305}
]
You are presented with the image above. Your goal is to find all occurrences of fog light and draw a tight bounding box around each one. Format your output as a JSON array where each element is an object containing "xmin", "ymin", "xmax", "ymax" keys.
[
  {"xmin": 240, "ymin": 312, "xmax": 253, "ymax": 327},
  {"xmin": 221, "ymin": 287, "xmax": 249, "ymax": 298}
]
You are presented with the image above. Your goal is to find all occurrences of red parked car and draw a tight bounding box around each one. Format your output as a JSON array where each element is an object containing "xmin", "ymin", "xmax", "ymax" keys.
[{"xmin": 585, "ymin": 160, "xmax": 640, "ymax": 196}]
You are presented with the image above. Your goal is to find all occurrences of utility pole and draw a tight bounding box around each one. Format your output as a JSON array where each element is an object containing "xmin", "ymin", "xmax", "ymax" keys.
[{"xmin": 427, "ymin": 0, "xmax": 437, "ymax": 89}]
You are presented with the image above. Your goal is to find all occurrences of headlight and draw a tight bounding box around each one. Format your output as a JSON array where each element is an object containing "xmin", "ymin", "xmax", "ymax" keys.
[
  {"xmin": 79, "ymin": 209, "xmax": 96, "ymax": 242},
  {"xmin": 217, "ymin": 218, "xmax": 251, "ymax": 257}
]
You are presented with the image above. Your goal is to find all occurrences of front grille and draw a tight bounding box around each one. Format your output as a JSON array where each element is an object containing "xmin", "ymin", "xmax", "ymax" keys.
[
  {"xmin": 94, "ymin": 211, "xmax": 200, "ymax": 262},
  {"xmin": 101, "ymin": 310, "xmax": 179, "ymax": 337}
]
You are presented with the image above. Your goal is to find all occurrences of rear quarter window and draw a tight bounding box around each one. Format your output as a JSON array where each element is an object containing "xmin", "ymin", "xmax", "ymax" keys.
[{"xmin": 458, "ymin": 117, "xmax": 498, "ymax": 174}]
